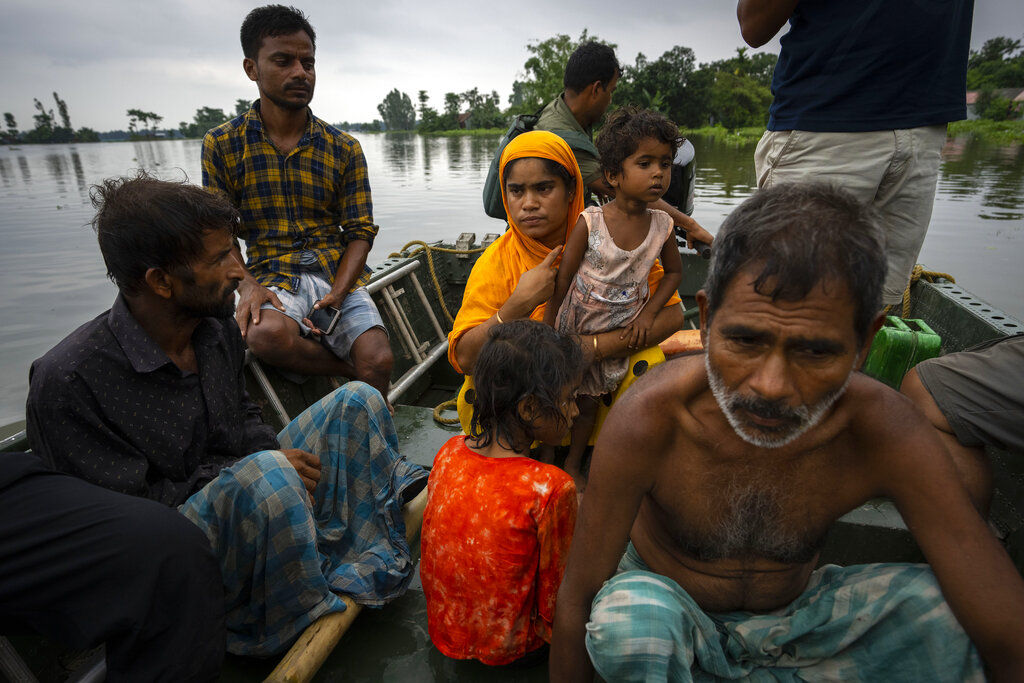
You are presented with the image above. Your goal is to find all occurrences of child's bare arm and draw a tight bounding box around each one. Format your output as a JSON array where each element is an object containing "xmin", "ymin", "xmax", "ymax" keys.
[
  {"xmin": 543, "ymin": 215, "xmax": 589, "ymax": 327},
  {"xmin": 622, "ymin": 236, "xmax": 684, "ymax": 349}
]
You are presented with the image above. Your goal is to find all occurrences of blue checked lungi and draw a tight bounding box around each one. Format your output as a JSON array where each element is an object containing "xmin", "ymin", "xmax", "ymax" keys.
[
  {"xmin": 585, "ymin": 543, "xmax": 983, "ymax": 682},
  {"xmin": 180, "ymin": 382, "xmax": 427, "ymax": 656}
]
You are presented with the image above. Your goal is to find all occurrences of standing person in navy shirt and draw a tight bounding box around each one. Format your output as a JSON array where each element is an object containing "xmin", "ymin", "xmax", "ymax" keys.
[{"xmin": 737, "ymin": 0, "xmax": 974, "ymax": 307}]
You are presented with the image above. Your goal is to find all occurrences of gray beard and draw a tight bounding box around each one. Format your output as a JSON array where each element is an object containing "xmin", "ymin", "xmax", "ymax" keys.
[{"xmin": 704, "ymin": 345, "xmax": 853, "ymax": 449}]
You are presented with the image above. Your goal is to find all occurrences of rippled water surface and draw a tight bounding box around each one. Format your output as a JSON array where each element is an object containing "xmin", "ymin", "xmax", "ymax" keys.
[{"xmin": 1, "ymin": 133, "xmax": 1022, "ymax": 425}]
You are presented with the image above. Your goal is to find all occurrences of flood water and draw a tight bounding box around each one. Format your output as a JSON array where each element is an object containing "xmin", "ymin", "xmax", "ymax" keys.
[{"xmin": 1, "ymin": 133, "xmax": 1022, "ymax": 426}]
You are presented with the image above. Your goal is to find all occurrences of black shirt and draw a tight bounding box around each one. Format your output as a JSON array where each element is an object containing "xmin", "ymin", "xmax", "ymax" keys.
[
  {"xmin": 26, "ymin": 295, "xmax": 279, "ymax": 507},
  {"xmin": 768, "ymin": 0, "xmax": 973, "ymax": 132}
]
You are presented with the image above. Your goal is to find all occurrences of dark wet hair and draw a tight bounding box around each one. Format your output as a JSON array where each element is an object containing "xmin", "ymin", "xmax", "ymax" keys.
[
  {"xmin": 502, "ymin": 157, "xmax": 577, "ymax": 199},
  {"xmin": 564, "ymin": 42, "xmax": 620, "ymax": 93},
  {"xmin": 703, "ymin": 183, "xmax": 886, "ymax": 344},
  {"xmin": 240, "ymin": 5, "xmax": 316, "ymax": 59},
  {"xmin": 597, "ymin": 106, "xmax": 682, "ymax": 176},
  {"xmin": 91, "ymin": 173, "xmax": 239, "ymax": 296},
  {"xmin": 469, "ymin": 320, "xmax": 585, "ymax": 453}
]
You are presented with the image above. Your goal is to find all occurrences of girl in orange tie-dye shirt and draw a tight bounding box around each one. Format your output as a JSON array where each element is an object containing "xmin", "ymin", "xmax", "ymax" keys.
[{"xmin": 421, "ymin": 320, "xmax": 584, "ymax": 666}]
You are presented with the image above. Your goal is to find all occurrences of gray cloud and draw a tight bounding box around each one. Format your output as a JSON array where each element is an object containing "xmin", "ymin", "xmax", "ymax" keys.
[{"xmin": 2, "ymin": 0, "xmax": 1020, "ymax": 131}]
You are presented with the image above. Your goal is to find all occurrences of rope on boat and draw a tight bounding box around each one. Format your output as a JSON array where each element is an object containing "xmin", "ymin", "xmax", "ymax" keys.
[
  {"xmin": 388, "ymin": 240, "xmax": 487, "ymax": 325},
  {"xmin": 901, "ymin": 265, "xmax": 956, "ymax": 318},
  {"xmin": 433, "ymin": 398, "xmax": 461, "ymax": 426}
]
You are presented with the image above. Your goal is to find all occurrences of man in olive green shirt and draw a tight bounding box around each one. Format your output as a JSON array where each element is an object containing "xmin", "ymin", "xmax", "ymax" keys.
[{"xmin": 537, "ymin": 42, "xmax": 713, "ymax": 245}]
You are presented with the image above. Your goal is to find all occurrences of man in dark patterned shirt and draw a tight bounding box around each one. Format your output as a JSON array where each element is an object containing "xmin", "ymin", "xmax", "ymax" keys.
[
  {"xmin": 27, "ymin": 176, "xmax": 427, "ymax": 656},
  {"xmin": 202, "ymin": 5, "xmax": 393, "ymax": 399}
]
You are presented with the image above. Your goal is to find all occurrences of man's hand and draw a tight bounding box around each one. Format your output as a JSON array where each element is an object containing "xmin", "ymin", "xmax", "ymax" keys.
[
  {"xmin": 302, "ymin": 290, "xmax": 348, "ymax": 337},
  {"xmin": 235, "ymin": 279, "xmax": 285, "ymax": 338},
  {"xmin": 622, "ymin": 309, "xmax": 657, "ymax": 350},
  {"xmin": 507, "ymin": 246, "xmax": 562, "ymax": 317},
  {"xmin": 678, "ymin": 219, "xmax": 715, "ymax": 249},
  {"xmin": 281, "ymin": 448, "xmax": 321, "ymax": 503}
]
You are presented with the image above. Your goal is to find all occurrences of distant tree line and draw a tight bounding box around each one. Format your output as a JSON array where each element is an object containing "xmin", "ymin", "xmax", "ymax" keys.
[
  {"xmin": 369, "ymin": 31, "xmax": 777, "ymax": 135},
  {"xmin": 2, "ymin": 92, "xmax": 99, "ymax": 144},
  {"xmin": 968, "ymin": 37, "xmax": 1024, "ymax": 122}
]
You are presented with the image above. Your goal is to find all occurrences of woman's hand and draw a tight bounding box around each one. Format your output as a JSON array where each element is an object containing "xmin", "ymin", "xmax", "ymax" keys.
[{"xmin": 505, "ymin": 246, "xmax": 562, "ymax": 318}]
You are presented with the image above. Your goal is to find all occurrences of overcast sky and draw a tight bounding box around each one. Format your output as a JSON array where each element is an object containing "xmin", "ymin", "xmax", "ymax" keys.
[{"xmin": 2, "ymin": 0, "xmax": 1022, "ymax": 132}]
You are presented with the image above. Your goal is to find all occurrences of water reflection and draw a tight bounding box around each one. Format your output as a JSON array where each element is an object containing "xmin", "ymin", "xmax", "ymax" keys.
[
  {"xmin": 467, "ymin": 135, "xmax": 497, "ymax": 174},
  {"xmin": 17, "ymin": 155, "xmax": 31, "ymax": 183},
  {"xmin": 0, "ymin": 135, "xmax": 1021, "ymax": 427},
  {"xmin": 688, "ymin": 136, "xmax": 757, "ymax": 199},
  {"xmin": 70, "ymin": 150, "xmax": 87, "ymax": 195},
  {"xmin": 939, "ymin": 138, "xmax": 1024, "ymax": 220},
  {"xmin": 131, "ymin": 139, "xmax": 170, "ymax": 171},
  {"xmin": 446, "ymin": 136, "xmax": 463, "ymax": 169},
  {"xmin": 383, "ymin": 132, "xmax": 417, "ymax": 177},
  {"xmin": 421, "ymin": 136, "xmax": 440, "ymax": 179}
]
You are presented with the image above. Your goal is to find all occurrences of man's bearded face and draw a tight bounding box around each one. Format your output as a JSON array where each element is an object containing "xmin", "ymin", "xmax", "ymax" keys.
[{"xmin": 705, "ymin": 344, "xmax": 854, "ymax": 449}]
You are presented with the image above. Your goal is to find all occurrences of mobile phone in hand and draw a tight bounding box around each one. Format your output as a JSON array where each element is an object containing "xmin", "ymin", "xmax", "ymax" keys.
[{"xmin": 307, "ymin": 303, "xmax": 342, "ymax": 336}]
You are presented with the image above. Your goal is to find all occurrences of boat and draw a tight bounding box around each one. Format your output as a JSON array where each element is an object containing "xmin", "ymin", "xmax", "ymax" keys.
[{"xmin": 2, "ymin": 234, "xmax": 1022, "ymax": 682}]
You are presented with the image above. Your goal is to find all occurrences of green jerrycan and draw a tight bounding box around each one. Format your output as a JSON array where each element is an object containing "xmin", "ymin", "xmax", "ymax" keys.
[{"xmin": 862, "ymin": 317, "xmax": 942, "ymax": 389}]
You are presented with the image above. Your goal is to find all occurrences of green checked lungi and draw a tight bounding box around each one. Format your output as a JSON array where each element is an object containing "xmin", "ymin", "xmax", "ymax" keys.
[
  {"xmin": 585, "ymin": 543, "xmax": 983, "ymax": 682},
  {"xmin": 180, "ymin": 382, "xmax": 427, "ymax": 656}
]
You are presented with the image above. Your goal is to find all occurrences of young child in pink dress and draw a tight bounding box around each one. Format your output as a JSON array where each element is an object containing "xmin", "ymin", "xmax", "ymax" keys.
[{"xmin": 543, "ymin": 107, "xmax": 684, "ymax": 487}]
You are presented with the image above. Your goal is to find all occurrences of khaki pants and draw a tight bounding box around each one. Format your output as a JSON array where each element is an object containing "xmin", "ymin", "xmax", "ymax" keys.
[{"xmin": 754, "ymin": 126, "xmax": 947, "ymax": 305}]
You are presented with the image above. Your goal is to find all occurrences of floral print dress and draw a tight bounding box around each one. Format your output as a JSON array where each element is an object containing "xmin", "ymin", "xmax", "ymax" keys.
[{"xmin": 556, "ymin": 206, "xmax": 674, "ymax": 396}]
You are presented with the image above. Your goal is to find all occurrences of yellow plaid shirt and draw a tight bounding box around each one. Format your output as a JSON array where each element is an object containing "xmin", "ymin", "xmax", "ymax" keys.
[{"xmin": 201, "ymin": 102, "xmax": 376, "ymax": 292}]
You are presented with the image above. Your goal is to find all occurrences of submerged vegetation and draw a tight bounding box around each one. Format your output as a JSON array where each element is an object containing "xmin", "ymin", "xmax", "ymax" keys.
[{"xmin": 947, "ymin": 120, "xmax": 1024, "ymax": 145}]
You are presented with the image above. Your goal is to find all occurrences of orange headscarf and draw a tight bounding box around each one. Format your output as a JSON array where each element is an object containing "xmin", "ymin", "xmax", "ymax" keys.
[
  {"xmin": 447, "ymin": 132, "xmax": 584, "ymax": 373},
  {"xmin": 447, "ymin": 130, "xmax": 679, "ymax": 374}
]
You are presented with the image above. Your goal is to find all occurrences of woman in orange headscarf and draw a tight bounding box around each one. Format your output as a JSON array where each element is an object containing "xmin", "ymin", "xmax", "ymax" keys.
[{"xmin": 448, "ymin": 130, "xmax": 682, "ymax": 375}]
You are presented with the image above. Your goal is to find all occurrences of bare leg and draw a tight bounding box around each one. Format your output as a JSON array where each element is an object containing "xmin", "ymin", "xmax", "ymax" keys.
[
  {"xmin": 564, "ymin": 396, "xmax": 599, "ymax": 494},
  {"xmin": 901, "ymin": 368, "xmax": 993, "ymax": 514},
  {"xmin": 246, "ymin": 309, "xmax": 357, "ymax": 377},
  {"xmin": 348, "ymin": 327, "xmax": 394, "ymax": 401}
]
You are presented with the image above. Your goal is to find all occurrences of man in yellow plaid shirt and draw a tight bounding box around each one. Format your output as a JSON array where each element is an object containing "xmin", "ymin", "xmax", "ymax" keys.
[{"xmin": 202, "ymin": 5, "xmax": 392, "ymax": 399}]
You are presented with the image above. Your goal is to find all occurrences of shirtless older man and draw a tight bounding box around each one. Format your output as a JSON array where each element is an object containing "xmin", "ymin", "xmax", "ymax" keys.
[{"xmin": 550, "ymin": 184, "xmax": 1024, "ymax": 682}]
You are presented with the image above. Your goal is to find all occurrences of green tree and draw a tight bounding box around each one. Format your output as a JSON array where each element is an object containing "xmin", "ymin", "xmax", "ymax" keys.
[
  {"xmin": 975, "ymin": 88, "xmax": 1021, "ymax": 121},
  {"xmin": 235, "ymin": 98, "xmax": 251, "ymax": 117},
  {"xmin": 614, "ymin": 46, "xmax": 701, "ymax": 126},
  {"xmin": 458, "ymin": 88, "xmax": 505, "ymax": 129},
  {"xmin": 512, "ymin": 30, "xmax": 616, "ymax": 114},
  {"xmin": 126, "ymin": 109, "xmax": 163, "ymax": 138},
  {"xmin": 377, "ymin": 89, "xmax": 416, "ymax": 131},
  {"xmin": 24, "ymin": 98, "xmax": 56, "ymax": 143},
  {"xmin": 178, "ymin": 107, "xmax": 229, "ymax": 138},
  {"xmin": 443, "ymin": 92, "xmax": 461, "ymax": 129},
  {"xmin": 967, "ymin": 36, "xmax": 1024, "ymax": 89},
  {"xmin": 708, "ymin": 71, "xmax": 772, "ymax": 128},
  {"xmin": 75, "ymin": 127, "xmax": 100, "ymax": 142},
  {"xmin": 416, "ymin": 90, "xmax": 442, "ymax": 132},
  {"xmin": 53, "ymin": 92, "xmax": 71, "ymax": 129},
  {"xmin": 3, "ymin": 112, "xmax": 18, "ymax": 142},
  {"xmin": 706, "ymin": 47, "xmax": 777, "ymax": 88}
]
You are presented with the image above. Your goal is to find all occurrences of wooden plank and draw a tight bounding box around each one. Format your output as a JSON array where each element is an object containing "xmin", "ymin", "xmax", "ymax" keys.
[{"xmin": 265, "ymin": 486, "xmax": 428, "ymax": 683}]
